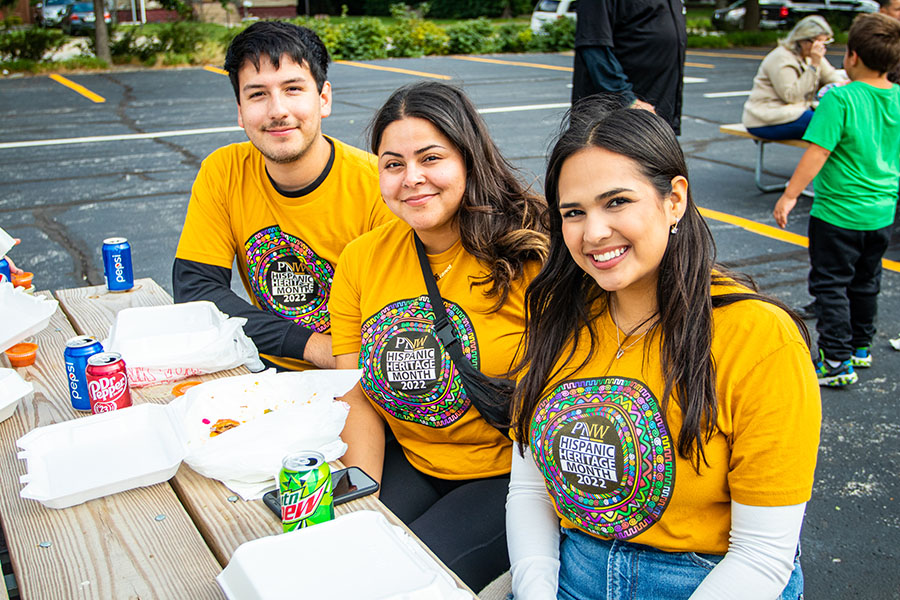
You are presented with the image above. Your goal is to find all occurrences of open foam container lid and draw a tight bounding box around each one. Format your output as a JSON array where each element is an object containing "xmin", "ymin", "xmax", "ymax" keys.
[
  {"xmin": 0, "ymin": 281, "xmax": 58, "ymax": 353},
  {"xmin": 1, "ymin": 367, "xmax": 34, "ymax": 424},
  {"xmin": 17, "ymin": 404, "xmax": 188, "ymax": 509},
  {"xmin": 217, "ymin": 510, "xmax": 473, "ymax": 600}
]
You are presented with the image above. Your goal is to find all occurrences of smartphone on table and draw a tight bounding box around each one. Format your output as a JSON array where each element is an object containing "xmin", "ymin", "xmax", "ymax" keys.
[{"xmin": 263, "ymin": 466, "xmax": 379, "ymax": 518}]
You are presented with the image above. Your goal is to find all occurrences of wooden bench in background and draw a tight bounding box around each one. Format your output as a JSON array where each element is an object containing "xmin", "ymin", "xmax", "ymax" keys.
[{"xmin": 719, "ymin": 123, "xmax": 814, "ymax": 198}]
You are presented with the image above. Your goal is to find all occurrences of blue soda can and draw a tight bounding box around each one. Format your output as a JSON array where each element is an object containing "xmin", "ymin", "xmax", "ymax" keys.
[
  {"xmin": 64, "ymin": 336, "xmax": 104, "ymax": 411},
  {"xmin": 102, "ymin": 237, "xmax": 134, "ymax": 292},
  {"xmin": 0, "ymin": 257, "xmax": 10, "ymax": 283}
]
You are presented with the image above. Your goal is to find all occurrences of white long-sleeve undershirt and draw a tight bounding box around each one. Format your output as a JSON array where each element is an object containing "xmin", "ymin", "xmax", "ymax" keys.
[{"xmin": 506, "ymin": 448, "xmax": 806, "ymax": 600}]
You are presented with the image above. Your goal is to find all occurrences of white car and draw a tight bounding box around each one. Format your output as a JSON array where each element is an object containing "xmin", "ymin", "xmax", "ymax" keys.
[{"xmin": 530, "ymin": 0, "xmax": 578, "ymax": 34}]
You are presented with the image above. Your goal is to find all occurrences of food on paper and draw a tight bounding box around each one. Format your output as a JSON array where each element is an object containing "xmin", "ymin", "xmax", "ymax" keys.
[
  {"xmin": 183, "ymin": 373, "xmax": 322, "ymax": 450},
  {"xmin": 209, "ymin": 418, "xmax": 241, "ymax": 437},
  {"xmin": 172, "ymin": 380, "xmax": 202, "ymax": 397}
]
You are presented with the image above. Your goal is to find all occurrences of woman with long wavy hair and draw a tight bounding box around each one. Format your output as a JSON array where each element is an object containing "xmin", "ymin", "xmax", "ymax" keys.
[
  {"xmin": 507, "ymin": 98, "xmax": 821, "ymax": 600},
  {"xmin": 330, "ymin": 81, "xmax": 547, "ymax": 592}
]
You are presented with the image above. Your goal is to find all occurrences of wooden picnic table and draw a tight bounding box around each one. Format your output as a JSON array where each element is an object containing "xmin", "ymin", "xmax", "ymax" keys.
[{"xmin": 1, "ymin": 278, "xmax": 475, "ymax": 599}]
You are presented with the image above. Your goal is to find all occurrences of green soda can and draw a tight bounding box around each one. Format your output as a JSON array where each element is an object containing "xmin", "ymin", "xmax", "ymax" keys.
[{"xmin": 278, "ymin": 451, "xmax": 334, "ymax": 532}]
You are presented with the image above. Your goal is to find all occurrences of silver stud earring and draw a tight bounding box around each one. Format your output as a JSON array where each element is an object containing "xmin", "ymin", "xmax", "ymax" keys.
[{"xmin": 670, "ymin": 220, "xmax": 679, "ymax": 235}]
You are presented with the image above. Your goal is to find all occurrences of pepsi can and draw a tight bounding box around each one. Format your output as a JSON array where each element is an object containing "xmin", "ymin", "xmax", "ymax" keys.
[
  {"xmin": 64, "ymin": 336, "xmax": 104, "ymax": 411},
  {"xmin": 0, "ymin": 257, "xmax": 10, "ymax": 283},
  {"xmin": 102, "ymin": 237, "xmax": 134, "ymax": 292}
]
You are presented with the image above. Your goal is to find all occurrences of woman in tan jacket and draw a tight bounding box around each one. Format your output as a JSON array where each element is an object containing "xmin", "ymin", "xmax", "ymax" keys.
[{"xmin": 742, "ymin": 15, "xmax": 844, "ymax": 140}]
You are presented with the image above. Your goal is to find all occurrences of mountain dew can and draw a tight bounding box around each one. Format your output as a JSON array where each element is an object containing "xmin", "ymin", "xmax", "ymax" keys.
[{"xmin": 279, "ymin": 451, "xmax": 333, "ymax": 532}]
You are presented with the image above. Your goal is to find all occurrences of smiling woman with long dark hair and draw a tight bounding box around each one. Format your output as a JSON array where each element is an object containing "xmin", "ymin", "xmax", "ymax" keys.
[
  {"xmin": 506, "ymin": 98, "xmax": 822, "ymax": 600},
  {"xmin": 329, "ymin": 81, "xmax": 547, "ymax": 592}
]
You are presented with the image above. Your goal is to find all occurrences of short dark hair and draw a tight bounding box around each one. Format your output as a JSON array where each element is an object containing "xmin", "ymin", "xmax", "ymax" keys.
[
  {"xmin": 224, "ymin": 21, "xmax": 330, "ymax": 101},
  {"xmin": 878, "ymin": 0, "xmax": 896, "ymax": 8},
  {"xmin": 848, "ymin": 12, "xmax": 900, "ymax": 73}
]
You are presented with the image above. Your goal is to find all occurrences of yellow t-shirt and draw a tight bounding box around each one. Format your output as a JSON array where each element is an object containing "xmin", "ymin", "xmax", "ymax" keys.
[
  {"xmin": 527, "ymin": 283, "xmax": 821, "ymax": 554},
  {"xmin": 331, "ymin": 219, "xmax": 538, "ymax": 479},
  {"xmin": 175, "ymin": 137, "xmax": 394, "ymax": 370}
]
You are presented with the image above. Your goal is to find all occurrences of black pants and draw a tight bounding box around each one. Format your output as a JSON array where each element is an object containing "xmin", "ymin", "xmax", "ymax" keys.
[
  {"xmin": 378, "ymin": 438, "xmax": 510, "ymax": 592},
  {"xmin": 808, "ymin": 216, "xmax": 892, "ymax": 360}
]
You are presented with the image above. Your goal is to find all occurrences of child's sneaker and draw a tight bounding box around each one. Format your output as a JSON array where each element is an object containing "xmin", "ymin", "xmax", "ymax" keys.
[
  {"xmin": 851, "ymin": 347, "xmax": 872, "ymax": 368},
  {"xmin": 814, "ymin": 350, "xmax": 858, "ymax": 387}
]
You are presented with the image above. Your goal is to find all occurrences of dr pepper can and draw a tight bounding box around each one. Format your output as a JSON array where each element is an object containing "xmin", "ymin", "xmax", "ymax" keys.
[{"xmin": 86, "ymin": 352, "xmax": 132, "ymax": 414}]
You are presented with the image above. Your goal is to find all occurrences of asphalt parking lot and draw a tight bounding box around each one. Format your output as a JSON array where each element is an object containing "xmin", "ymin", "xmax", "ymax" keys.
[{"xmin": 1, "ymin": 48, "xmax": 899, "ymax": 598}]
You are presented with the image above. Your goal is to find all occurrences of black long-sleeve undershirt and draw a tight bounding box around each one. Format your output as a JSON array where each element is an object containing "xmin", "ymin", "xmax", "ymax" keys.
[{"xmin": 172, "ymin": 257, "xmax": 312, "ymax": 361}]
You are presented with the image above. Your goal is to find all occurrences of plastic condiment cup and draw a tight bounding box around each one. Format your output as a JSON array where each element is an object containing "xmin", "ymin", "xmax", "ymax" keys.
[
  {"xmin": 5, "ymin": 342, "xmax": 38, "ymax": 367},
  {"xmin": 12, "ymin": 271, "xmax": 33, "ymax": 289}
]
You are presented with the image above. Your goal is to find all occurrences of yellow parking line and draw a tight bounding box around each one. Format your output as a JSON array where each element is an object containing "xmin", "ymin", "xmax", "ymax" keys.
[
  {"xmin": 699, "ymin": 206, "xmax": 900, "ymax": 273},
  {"xmin": 48, "ymin": 74, "xmax": 105, "ymax": 103},
  {"xmin": 685, "ymin": 62, "xmax": 715, "ymax": 69},
  {"xmin": 688, "ymin": 50, "xmax": 766, "ymax": 60},
  {"xmin": 335, "ymin": 60, "xmax": 451, "ymax": 80},
  {"xmin": 452, "ymin": 55, "xmax": 574, "ymax": 72},
  {"xmin": 204, "ymin": 65, "xmax": 228, "ymax": 76}
]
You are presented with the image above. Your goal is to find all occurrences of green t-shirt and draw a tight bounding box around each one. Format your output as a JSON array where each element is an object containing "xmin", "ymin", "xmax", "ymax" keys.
[{"xmin": 803, "ymin": 81, "xmax": 900, "ymax": 231}]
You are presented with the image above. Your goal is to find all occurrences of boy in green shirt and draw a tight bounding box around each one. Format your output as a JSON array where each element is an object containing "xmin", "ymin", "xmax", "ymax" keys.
[{"xmin": 774, "ymin": 12, "xmax": 900, "ymax": 387}]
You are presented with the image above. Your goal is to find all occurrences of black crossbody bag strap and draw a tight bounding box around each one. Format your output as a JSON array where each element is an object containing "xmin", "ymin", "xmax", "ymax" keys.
[{"xmin": 413, "ymin": 234, "xmax": 512, "ymax": 432}]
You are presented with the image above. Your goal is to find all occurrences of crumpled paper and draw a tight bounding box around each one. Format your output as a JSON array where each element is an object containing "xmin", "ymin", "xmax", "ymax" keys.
[{"xmin": 169, "ymin": 368, "xmax": 361, "ymax": 499}]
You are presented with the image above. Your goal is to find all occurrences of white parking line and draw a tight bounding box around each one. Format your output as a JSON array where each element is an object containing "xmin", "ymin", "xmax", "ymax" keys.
[
  {"xmin": 0, "ymin": 126, "xmax": 244, "ymax": 150},
  {"xmin": 479, "ymin": 103, "xmax": 570, "ymax": 114},
  {"xmin": 684, "ymin": 77, "xmax": 708, "ymax": 84},
  {"xmin": 0, "ymin": 103, "xmax": 579, "ymax": 149},
  {"xmin": 703, "ymin": 90, "xmax": 752, "ymax": 98}
]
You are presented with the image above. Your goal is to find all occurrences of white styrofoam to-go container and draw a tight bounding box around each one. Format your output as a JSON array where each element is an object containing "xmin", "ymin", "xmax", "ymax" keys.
[
  {"xmin": 1, "ymin": 368, "xmax": 33, "ymax": 423},
  {"xmin": 217, "ymin": 510, "xmax": 473, "ymax": 600},
  {"xmin": 17, "ymin": 404, "xmax": 188, "ymax": 509},
  {"xmin": 0, "ymin": 281, "xmax": 58, "ymax": 353}
]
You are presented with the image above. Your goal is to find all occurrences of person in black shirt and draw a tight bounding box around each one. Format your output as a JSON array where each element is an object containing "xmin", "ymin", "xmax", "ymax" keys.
[{"xmin": 572, "ymin": 0, "xmax": 687, "ymax": 134}]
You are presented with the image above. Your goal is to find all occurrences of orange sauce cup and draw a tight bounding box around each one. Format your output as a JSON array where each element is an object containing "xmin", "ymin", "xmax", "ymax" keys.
[
  {"xmin": 11, "ymin": 271, "xmax": 33, "ymax": 289},
  {"xmin": 5, "ymin": 342, "xmax": 38, "ymax": 367}
]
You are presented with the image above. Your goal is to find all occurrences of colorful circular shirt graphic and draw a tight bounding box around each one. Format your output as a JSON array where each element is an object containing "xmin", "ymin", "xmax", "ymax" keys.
[
  {"xmin": 530, "ymin": 377, "xmax": 675, "ymax": 539},
  {"xmin": 360, "ymin": 296, "xmax": 478, "ymax": 428},
  {"xmin": 244, "ymin": 226, "xmax": 333, "ymax": 332}
]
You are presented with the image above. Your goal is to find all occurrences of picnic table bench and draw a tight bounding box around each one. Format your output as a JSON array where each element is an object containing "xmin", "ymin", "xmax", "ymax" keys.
[
  {"xmin": 1, "ymin": 278, "xmax": 475, "ymax": 599},
  {"xmin": 719, "ymin": 123, "xmax": 814, "ymax": 198}
]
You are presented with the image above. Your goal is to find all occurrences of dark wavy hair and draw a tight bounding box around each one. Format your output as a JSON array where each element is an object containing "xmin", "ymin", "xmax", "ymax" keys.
[
  {"xmin": 224, "ymin": 21, "xmax": 330, "ymax": 100},
  {"xmin": 368, "ymin": 81, "xmax": 549, "ymax": 309},
  {"xmin": 512, "ymin": 97, "xmax": 809, "ymax": 469}
]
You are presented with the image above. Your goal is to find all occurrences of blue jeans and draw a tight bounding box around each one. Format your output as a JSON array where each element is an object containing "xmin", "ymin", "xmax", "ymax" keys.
[
  {"xmin": 556, "ymin": 528, "xmax": 804, "ymax": 600},
  {"xmin": 746, "ymin": 109, "xmax": 814, "ymax": 141}
]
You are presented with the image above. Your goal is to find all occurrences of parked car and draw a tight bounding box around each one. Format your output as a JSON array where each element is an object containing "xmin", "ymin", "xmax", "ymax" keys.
[
  {"xmin": 60, "ymin": 1, "xmax": 111, "ymax": 36},
  {"xmin": 35, "ymin": 0, "xmax": 76, "ymax": 27},
  {"xmin": 712, "ymin": 0, "xmax": 878, "ymax": 31},
  {"xmin": 530, "ymin": 0, "xmax": 577, "ymax": 34}
]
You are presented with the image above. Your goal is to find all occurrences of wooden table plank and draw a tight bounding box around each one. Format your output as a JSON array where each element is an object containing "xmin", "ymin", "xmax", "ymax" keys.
[
  {"xmin": 0, "ymin": 292, "xmax": 224, "ymax": 599},
  {"xmin": 55, "ymin": 279, "xmax": 477, "ymax": 596}
]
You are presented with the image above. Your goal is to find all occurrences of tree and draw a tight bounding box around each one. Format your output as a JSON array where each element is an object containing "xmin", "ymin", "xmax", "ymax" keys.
[
  {"xmin": 743, "ymin": 0, "xmax": 760, "ymax": 31},
  {"xmin": 93, "ymin": 0, "xmax": 111, "ymax": 62}
]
